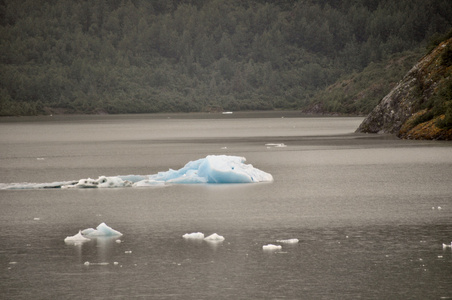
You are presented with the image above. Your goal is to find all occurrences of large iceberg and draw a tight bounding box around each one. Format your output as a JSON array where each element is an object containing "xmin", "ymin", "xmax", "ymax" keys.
[{"xmin": 1, "ymin": 155, "xmax": 273, "ymax": 189}]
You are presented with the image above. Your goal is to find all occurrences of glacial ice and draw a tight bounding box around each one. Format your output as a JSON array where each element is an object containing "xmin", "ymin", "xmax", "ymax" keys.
[
  {"xmin": 1, "ymin": 155, "xmax": 273, "ymax": 189},
  {"xmin": 204, "ymin": 233, "xmax": 225, "ymax": 241},
  {"xmin": 276, "ymin": 238, "xmax": 299, "ymax": 244},
  {"xmin": 64, "ymin": 223, "xmax": 122, "ymax": 243},
  {"xmin": 81, "ymin": 222, "xmax": 123, "ymax": 237},
  {"xmin": 263, "ymin": 244, "xmax": 282, "ymax": 250},
  {"xmin": 64, "ymin": 230, "xmax": 91, "ymax": 243},
  {"xmin": 182, "ymin": 232, "xmax": 205, "ymax": 239}
]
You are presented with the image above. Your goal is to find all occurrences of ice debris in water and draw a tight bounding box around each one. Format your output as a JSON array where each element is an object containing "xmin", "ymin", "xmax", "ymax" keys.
[
  {"xmin": 182, "ymin": 232, "xmax": 205, "ymax": 239},
  {"xmin": 65, "ymin": 223, "xmax": 122, "ymax": 243},
  {"xmin": 263, "ymin": 244, "xmax": 282, "ymax": 250},
  {"xmin": 265, "ymin": 143, "xmax": 287, "ymax": 148},
  {"xmin": 276, "ymin": 238, "xmax": 299, "ymax": 244},
  {"xmin": 81, "ymin": 222, "xmax": 123, "ymax": 237},
  {"xmin": 1, "ymin": 155, "xmax": 273, "ymax": 189},
  {"xmin": 443, "ymin": 242, "xmax": 452, "ymax": 248},
  {"xmin": 64, "ymin": 230, "xmax": 91, "ymax": 244},
  {"xmin": 204, "ymin": 233, "xmax": 225, "ymax": 241}
]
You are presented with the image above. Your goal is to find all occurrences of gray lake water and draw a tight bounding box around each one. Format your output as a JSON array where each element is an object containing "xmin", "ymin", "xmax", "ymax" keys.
[{"xmin": 1, "ymin": 112, "xmax": 451, "ymax": 299}]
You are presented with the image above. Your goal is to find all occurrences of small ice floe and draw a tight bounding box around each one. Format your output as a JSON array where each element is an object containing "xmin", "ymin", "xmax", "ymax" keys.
[
  {"xmin": 64, "ymin": 230, "xmax": 91, "ymax": 244},
  {"xmin": 204, "ymin": 233, "xmax": 225, "ymax": 241},
  {"xmin": 33, "ymin": 218, "xmax": 40, "ymax": 221},
  {"xmin": 222, "ymin": 111, "xmax": 233, "ymax": 114},
  {"xmin": 265, "ymin": 143, "xmax": 287, "ymax": 148},
  {"xmin": 84, "ymin": 261, "xmax": 109, "ymax": 266},
  {"xmin": 276, "ymin": 238, "xmax": 299, "ymax": 244},
  {"xmin": 36, "ymin": 158, "xmax": 45, "ymax": 161},
  {"xmin": 182, "ymin": 232, "xmax": 205, "ymax": 239},
  {"xmin": 263, "ymin": 244, "xmax": 282, "ymax": 250},
  {"xmin": 115, "ymin": 239, "xmax": 122, "ymax": 244},
  {"xmin": 442, "ymin": 242, "xmax": 452, "ymax": 248},
  {"xmin": 277, "ymin": 238, "xmax": 299, "ymax": 244},
  {"xmin": 81, "ymin": 222, "xmax": 123, "ymax": 237},
  {"xmin": 125, "ymin": 250, "xmax": 132, "ymax": 254}
]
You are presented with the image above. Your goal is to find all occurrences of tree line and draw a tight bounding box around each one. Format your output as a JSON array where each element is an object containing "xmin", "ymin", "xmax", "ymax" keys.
[{"xmin": 0, "ymin": 0, "xmax": 451, "ymax": 116}]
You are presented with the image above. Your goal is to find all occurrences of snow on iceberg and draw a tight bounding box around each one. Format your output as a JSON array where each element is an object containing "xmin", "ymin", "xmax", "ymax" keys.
[
  {"xmin": 1, "ymin": 155, "xmax": 273, "ymax": 189},
  {"xmin": 81, "ymin": 222, "xmax": 123, "ymax": 237}
]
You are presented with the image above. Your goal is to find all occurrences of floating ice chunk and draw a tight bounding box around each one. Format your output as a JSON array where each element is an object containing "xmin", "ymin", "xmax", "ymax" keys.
[
  {"xmin": 81, "ymin": 222, "xmax": 123, "ymax": 237},
  {"xmin": 64, "ymin": 230, "xmax": 91, "ymax": 243},
  {"xmin": 204, "ymin": 233, "xmax": 225, "ymax": 241},
  {"xmin": 1, "ymin": 155, "xmax": 272, "ymax": 189},
  {"xmin": 33, "ymin": 218, "xmax": 40, "ymax": 221},
  {"xmin": 442, "ymin": 242, "xmax": 452, "ymax": 248},
  {"xmin": 182, "ymin": 232, "xmax": 205, "ymax": 239},
  {"xmin": 265, "ymin": 143, "xmax": 287, "ymax": 148},
  {"xmin": 263, "ymin": 244, "xmax": 282, "ymax": 250},
  {"xmin": 276, "ymin": 238, "xmax": 299, "ymax": 244}
]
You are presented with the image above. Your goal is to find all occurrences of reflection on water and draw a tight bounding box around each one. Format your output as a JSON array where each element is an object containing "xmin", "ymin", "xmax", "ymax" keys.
[{"xmin": 1, "ymin": 114, "xmax": 451, "ymax": 299}]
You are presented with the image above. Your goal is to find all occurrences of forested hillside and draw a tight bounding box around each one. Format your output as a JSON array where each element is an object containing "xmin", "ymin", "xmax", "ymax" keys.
[{"xmin": 0, "ymin": 0, "xmax": 451, "ymax": 116}]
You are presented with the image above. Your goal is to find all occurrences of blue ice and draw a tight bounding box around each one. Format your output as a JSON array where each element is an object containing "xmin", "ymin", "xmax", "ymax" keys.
[{"xmin": 1, "ymin": 155, "xmax": 273, "ymax": 189}]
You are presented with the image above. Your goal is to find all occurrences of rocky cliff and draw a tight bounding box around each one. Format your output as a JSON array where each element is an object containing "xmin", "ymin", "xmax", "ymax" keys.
[{"xmin": 356, "ymin": 37, "xmax": 452, "ymax": 140}]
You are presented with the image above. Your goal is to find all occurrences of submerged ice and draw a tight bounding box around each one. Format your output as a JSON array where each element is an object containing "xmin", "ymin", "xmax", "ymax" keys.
[{"xmin": 1, "ymin": 155, "xmax": 273, "ymax": 189}]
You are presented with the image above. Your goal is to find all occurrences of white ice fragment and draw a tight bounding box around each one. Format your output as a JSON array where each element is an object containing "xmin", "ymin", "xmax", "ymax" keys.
[
  {"xmin": 81, "ymin": 222, "xmax": 123, "ymax": 237},
  {"xmin": 115, "ymin": 239, "xmax": 122, "ymax": 243},
  {"xmin": 442, "ymin": 242, "xmax": 452, "ymax": 248},
  {"xmin": 265, "ymin": 143, "xmax": 287, "ymax": 148},
  {"xmin": 276, "ymin": 238, "xmax": 299, "ymax": 244},
  {"xmin": 437, "ymin": 206, "xmax": 442, "ymax": 210},
  {"xmin": 182, "ymin": 232, "xmax": 205, "ymax": 239},
  {"xmin": 204, "ymin": 233, "xmax": 225, "ymax": 241},
  {"xmin": 114, "ymin": 262, "xmax": 119, "ymax": 265},
  {"xmin": 263, "ymin": 244, "xmax": 282, "ymax": 250},
  {"xmin": 125, "ymin": 250, "xmax": 132, "ymax": 254},
  {"xmin": 84, "ymin": 261, "xmax": 90, "ymax": 266},
  {"xmin": 33, "ymin": 218, "xmax": 40, "ymax": 221},
  {"xmin": 222, "ymin": 111, "xmax": 233, "ymax": 114},
  {"xmin": 36, "ymin": 158, "xmax": 45, "ymax": 160},
  {"xmin": 64, "ymin": 230, "xmax": 91, "ymax": 243}
]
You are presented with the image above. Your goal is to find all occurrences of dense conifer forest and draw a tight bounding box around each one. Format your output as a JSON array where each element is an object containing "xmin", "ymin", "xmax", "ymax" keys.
[{"xmin": 0, "ymin": 0, "xmax": 451, "ymax": 116}]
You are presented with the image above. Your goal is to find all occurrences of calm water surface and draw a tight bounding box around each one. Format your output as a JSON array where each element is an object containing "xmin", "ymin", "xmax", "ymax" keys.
[{"xmin": 1, "ymin": 113, "xmax": 451, "ymax": 299}]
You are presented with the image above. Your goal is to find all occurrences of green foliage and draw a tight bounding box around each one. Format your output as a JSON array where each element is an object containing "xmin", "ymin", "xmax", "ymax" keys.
[
  {"xmin": 411, "ymin": 80, "xmax": 452, "ymax": 128},
  {"xmin": 0, "ymin": 0, "xmax": 451, "ymax": 115}
]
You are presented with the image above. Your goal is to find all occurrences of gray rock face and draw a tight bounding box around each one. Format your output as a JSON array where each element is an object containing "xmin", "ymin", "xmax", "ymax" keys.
[
  {"xmin": 356, "ymin": 67, "xmax": 420, "ymax": 134},
  {"xmin": 356, "ymin": 38, "xmax": 450, "ymax": 135}
]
